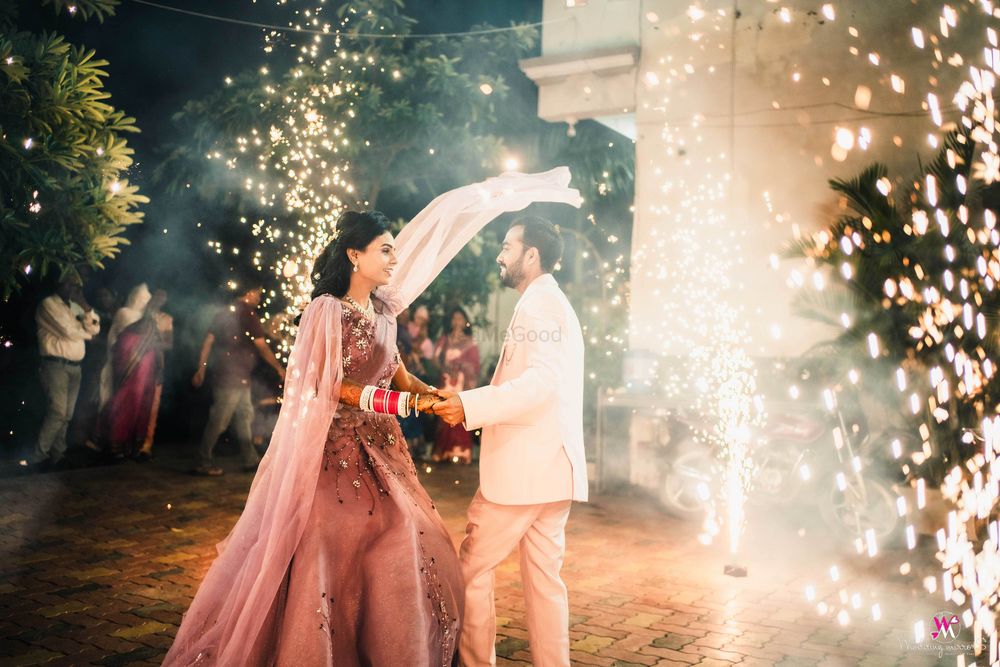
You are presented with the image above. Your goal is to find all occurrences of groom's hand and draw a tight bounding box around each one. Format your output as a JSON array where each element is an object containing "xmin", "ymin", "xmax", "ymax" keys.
[{"xmin": 433, "ymin": 390, "xmax": 466, "ymax": 426}]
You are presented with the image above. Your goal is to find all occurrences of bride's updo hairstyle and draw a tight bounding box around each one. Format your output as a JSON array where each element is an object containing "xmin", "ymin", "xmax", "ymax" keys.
[{"xmin": 310, "ymin": 210, "xmax": 391, "ymax": 299}]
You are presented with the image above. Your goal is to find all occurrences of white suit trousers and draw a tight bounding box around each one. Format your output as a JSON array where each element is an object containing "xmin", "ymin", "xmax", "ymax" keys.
[{"xmin": 459, "ymin": 489, "xmax": 572, "ymax": 667}]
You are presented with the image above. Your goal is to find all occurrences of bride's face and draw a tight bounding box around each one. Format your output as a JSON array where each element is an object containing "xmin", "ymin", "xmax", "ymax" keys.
[{"xmin": 351, "ymin": 231, "xmax": 397, "ymax": 288}]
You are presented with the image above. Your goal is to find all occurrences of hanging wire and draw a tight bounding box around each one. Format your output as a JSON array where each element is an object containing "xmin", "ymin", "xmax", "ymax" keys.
[
  {"xmin": 688, "ymin": 100, "xmax": 959, "ymax": 120},
  {"xmin": 728, "ymin": 0, "xmax": 738, "ymax": 208},
  {"xmin": 126, "ymin": 0, "xmax": 560, "ymax": 39},
  {"xmin": 695, "ymin": 107, "xmax": 961, "ymax": 129}
]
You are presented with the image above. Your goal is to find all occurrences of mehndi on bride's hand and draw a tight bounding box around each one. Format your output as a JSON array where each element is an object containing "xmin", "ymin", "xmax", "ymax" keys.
[{"xmin": 414, "ymin": 391, "xmax": 444, "ymax": 414}]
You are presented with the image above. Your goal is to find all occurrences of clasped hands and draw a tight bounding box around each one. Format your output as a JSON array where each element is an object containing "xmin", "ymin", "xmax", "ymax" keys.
[{"xmin": 413, "ymin": 389, "xmax": 466, "ymax": 426}]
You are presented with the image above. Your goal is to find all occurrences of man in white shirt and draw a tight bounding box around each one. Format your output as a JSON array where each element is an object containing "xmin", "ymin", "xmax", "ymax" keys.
[{"xmin": 33, "ymin": 278, "xmax": 101, "ymax": 467}]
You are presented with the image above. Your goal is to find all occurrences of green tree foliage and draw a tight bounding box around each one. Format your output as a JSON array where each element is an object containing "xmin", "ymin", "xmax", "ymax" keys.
[
  {"xmin": 0, "ymin": 0, "xmax": 146, "ymax": 298},
  {"xmin": 40, "ymin": 0, "xmax": 118, "ymax": 22},
  {"xmin": 788, "ymin": 131, "xmax": 998, "ymax": 483}
]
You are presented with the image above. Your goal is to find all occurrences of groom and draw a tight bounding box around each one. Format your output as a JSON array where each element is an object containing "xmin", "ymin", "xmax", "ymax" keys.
[{"xmin": 434, "ymin": 216, "xmax": 587, "ymax": 667}]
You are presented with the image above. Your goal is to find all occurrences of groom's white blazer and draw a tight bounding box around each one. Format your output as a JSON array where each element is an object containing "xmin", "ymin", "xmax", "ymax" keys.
[{"xmin": 460, "ymin": 273, "xmax": 588, "ymax": 505}]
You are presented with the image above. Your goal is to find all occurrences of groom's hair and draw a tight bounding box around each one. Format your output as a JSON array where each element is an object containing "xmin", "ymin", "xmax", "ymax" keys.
[{"xmin": 510, "ymin": 216, "xmax": 563, "ymax": 273}]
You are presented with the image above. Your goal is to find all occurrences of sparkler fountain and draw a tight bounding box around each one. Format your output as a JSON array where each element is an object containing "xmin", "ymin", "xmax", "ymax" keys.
[
  {"xmin": 775, "ymin": 1, "xmax": 1000, "ymax": 658},
  {"xmin": 627, "ymin": 0, "xmax": 766, "ymax": 578}
]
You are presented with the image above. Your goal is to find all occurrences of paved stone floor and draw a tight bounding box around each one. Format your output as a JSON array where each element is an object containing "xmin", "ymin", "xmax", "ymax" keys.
[{"xmin": 0, "ymin": 447, "xmax": 972, "ymax": 666}]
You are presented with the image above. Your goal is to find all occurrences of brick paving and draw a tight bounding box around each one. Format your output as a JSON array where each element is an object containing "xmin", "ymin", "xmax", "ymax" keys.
[{"xmin": 0, "ymin": 448, "xmax": 966, "ymax": 666}]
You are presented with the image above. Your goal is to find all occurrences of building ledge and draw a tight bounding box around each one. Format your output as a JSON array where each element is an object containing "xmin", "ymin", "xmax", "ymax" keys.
[{"xmin": 519, "ymin": 46, "xmax": 639, "ymax": 85}]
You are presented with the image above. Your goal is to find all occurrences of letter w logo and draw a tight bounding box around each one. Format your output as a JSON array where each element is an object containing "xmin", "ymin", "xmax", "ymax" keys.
[{"xmin": 931, "ymin": 614, "xmax": 959, "ymax": 640}]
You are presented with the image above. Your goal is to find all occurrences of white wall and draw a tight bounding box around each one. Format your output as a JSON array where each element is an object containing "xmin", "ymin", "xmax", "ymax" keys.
[
  {"xmin": 536, "ymin": 0, "xmax": 975, "ymax": 363},
  {"xmin": 540, "ymin": 0, "xmax": 640, "ymax": 56}
]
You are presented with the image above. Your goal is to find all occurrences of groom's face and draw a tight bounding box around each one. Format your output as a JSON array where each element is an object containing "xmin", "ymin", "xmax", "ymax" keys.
[{"xmin": 497, "ymin": 226, "xmax": 527, "ymax": 289}]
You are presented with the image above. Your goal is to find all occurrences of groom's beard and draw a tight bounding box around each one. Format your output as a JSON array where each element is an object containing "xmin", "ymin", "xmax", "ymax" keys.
[{"xmin": 499, "ymin": 258, "xmax": 525, "ymax": 289}]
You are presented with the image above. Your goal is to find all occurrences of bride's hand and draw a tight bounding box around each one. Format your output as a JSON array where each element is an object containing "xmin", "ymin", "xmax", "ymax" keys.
[{"xmin": 415, "ymin": 392, "xmax": 444, "ymax": 414}]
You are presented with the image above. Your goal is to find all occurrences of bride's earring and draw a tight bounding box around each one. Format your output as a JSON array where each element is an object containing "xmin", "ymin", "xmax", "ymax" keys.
[{"xmin": 352, "ymin": 264, "xmax": 359, "ymax": 272}]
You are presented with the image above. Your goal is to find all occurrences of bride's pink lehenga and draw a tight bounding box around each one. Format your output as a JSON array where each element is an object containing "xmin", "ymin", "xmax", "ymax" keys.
[
  {"xmin": 166, "ymin": 295, "xmax": 462, "ymax": 667},
  {"xmin": 267, "ymin": 302, "xmax": 462, "ymax": 664}
]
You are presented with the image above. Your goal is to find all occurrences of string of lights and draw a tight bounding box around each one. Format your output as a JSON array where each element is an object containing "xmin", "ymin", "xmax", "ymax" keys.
[{"xmin": 126, "ymin": 0, "xmax": 562, "ymax": 39}]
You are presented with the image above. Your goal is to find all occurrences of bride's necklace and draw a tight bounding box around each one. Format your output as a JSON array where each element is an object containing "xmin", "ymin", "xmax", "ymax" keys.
[{"xmin": 343, "ymin": 294, "xmax": 375, "ymax": 322}]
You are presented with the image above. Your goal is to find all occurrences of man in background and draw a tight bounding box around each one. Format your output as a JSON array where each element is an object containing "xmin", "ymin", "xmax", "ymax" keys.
[
  {"xmin": 32, "ymin": 277, "xmax": 101, "ymax": 469},
  {"xmin": 191, "ymin": 286, "xmax": 284, "ymax": 476}
]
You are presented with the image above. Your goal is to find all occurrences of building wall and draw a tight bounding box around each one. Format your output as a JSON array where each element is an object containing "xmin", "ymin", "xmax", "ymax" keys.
[
  {"xmin": 540, "ymin": 0, "xmax": 640, "ymax": 56},
  {"xmin": 534, "ymin": 0, "xmax": 973, "ymax": 363}
]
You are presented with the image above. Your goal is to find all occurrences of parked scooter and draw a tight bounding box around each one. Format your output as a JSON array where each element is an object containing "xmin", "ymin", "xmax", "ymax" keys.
[{"xmin": 658, "ymin": 403, "xmax": 900, "ymax": 543}]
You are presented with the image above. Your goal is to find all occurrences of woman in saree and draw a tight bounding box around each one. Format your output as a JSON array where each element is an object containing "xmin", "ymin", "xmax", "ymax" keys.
[
  {"xmin": 98, "ymin": 289, "xmax": 168, "ymax": 459},
  {"xmin": 98, "ymin": 283, "xmax": 151, "ymax": 409},
  {"xmin": 432, "ymin": 307, "xmax": 480, "ymax": 464},
  {"xmin": 162, "ymin": 169, "xmax": 581, "ymax": 666}
]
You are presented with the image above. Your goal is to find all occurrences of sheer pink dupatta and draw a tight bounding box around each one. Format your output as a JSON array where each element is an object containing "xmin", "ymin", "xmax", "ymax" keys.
[
  {"xmin": 379, "ymin": 167, "xmax": 583, "ymax": 314},
  {"xmin": 162, "ymin": 168, "xmax": 580, "ymax": 666},
  {"xmin": 162, "ymin": 296, "xmax": 344, "ymax": 666}
]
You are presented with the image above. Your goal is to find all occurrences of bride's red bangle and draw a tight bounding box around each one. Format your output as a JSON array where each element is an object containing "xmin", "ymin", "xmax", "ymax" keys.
[{"xmin": 363, "ymin": 386, "xmax": 412, "ymax": 417}]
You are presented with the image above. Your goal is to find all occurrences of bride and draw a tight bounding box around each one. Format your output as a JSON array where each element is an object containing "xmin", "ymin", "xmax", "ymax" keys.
[{"xmin": 162, "ymin": 169, "xmax": 581, "ymax": 666}]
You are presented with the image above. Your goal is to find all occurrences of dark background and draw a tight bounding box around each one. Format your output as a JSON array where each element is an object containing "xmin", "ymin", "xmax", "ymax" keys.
[{"xmin": 0, "ymin": 0, "xmax": 544, "ymax": 458}]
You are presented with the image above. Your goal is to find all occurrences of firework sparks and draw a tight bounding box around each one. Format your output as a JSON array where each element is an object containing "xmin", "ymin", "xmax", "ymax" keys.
[{"xmin": 776, "ymin": 1, "xmax": 1000, "ymax": 653}]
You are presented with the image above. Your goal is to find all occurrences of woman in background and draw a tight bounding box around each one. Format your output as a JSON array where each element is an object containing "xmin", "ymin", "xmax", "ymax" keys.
[
  {"xmin": 98, "ymin": 289, "xmax": 167, "ymax": 459},
  {"xmin": 431, "ymin": 307, "xmax": 480, "ymax": 464},
  {"xmin": 98, "ymin": 283, "xmax": 151, "ymax": 409}
]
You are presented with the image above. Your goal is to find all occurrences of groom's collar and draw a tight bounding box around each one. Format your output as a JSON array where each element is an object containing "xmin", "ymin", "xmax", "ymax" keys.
[
  {"xmin": 522, "ymin": 273, "xmax": 556, "ymax": 296},
  {"xmin": 511, "ymin": 273, "xmax": 556, "ymax": 321}
]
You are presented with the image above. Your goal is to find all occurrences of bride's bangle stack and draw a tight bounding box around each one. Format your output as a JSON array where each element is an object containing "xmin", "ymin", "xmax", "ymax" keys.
[{"xmin": 360, "ymin": 385, "xmax": 417, "ymax": 418}]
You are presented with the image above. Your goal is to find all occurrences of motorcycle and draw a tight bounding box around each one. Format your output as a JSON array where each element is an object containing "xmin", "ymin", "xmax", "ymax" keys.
[{"xmin": 657, "ymin": 403, "xmax": 901, "ymax": 544}]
